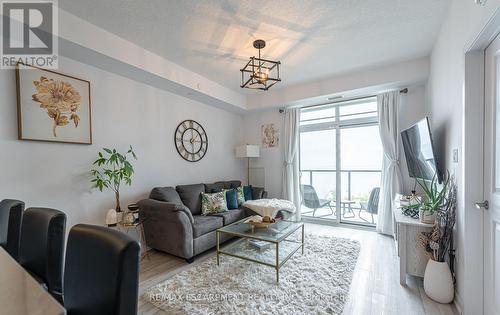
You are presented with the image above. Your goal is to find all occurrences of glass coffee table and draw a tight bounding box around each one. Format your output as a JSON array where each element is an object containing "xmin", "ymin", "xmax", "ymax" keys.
[{"xmin": 216, "ymin": 218, "xmax": 304, "ymax": 283}]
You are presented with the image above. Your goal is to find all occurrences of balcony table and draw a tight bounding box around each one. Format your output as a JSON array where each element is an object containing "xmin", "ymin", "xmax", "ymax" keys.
[
  {"xmin": 333, "ymin": 200, "xmax": 356, "ymax": 218},
  {"xmin": 0, "ymin": 247, "xmax": 66, "ymax": 315}
]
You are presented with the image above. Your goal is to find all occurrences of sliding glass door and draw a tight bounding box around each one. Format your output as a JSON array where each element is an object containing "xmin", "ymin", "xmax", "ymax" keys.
[
  {"xmin": 299, "ymin": 97, "xmax": 382, "ymax": 226},
  {"xmin": 300, "ymin": 129, "xmax": 337, "ymax": 220}
]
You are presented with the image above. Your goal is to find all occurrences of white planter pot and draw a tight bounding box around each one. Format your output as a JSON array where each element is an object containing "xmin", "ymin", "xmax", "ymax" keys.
[
  {"xmin": 419, "ymin": 209, "xmax": 436, "ymax": 224},
  {"xmin": 423, "ymin": 260, "xmax": 454, "ymax": 303}
]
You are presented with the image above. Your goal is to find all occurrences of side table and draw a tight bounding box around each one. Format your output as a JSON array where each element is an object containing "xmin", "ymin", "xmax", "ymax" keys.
[{"xmin": 115, "ymin": 219, "xmax": 150, "ymax": 261}]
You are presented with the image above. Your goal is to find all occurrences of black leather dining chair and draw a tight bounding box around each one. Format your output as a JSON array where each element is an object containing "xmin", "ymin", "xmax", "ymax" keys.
[
  {"xmin": 64, "ymin": 224, "xmax": 140, "ymax": 315},
  {"xmin": 0, "ymin": 199, "xmax": 25, "ymax": 260},
  {"xmin": 18, "ymin": 207, "xmax": 66, "ymax": 303}
]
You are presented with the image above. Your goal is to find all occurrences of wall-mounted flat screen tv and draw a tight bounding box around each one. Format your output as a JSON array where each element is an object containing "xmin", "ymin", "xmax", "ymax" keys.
[{"xmin": 401, "ymin": 117, "xmax": 442, "ymax": 182}]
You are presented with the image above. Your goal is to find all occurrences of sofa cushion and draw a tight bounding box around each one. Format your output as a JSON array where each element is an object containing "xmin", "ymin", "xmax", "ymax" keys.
[
  {"xmin": 192, "ymin": 215, "xmax": 223, "ymax": 238},
  {"xmin": 212, "ymin": 208, "xmax": 247, "ymax": 225},
  {"xmin": 214, "ymin": 180, "xmax": 241, "ymax": 190},
  {"xmin": 204, "ymin": 183, "xmax": 224, "ymax": 193},
  {"xmin": 149, "ymin": 187, "xmax": 182, "ymax": 204},
  {"xmin": 176, "ymin": 184, "xmax": 205, "ymax": 215}
]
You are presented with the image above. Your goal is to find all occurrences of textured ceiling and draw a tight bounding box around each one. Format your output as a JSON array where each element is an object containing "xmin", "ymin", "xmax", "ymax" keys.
[{"xmin": 59, "ymin": 0, "xmax": 450, "ymax": 93}]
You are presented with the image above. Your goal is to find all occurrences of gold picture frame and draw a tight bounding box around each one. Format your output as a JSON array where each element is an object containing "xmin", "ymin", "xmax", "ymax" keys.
[{"xmin": 16, "ymin": 62, "xmax": 92, "ymax": 144}]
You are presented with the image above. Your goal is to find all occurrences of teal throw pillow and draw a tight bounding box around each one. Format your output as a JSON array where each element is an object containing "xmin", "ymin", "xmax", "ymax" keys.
[
  {"xmin": 226, "ymin": 189, "xmax": 239, "ymax": 209},
  {"xmin": 243, "ymin": 185, "xmax": 253, "ymax": 201}
]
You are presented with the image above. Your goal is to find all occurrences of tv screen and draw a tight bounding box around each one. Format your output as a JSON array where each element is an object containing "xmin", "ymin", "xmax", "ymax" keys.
[{"xmin": 401, "ymin": 117, "xmax": 442, "ymax": 182}]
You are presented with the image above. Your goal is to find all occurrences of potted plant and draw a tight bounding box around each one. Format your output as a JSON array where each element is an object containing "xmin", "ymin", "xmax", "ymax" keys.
[
  {"xmin": 91, "ymin": 146, "xmax": 137, "ymax": 224},
  {"xmin": 416, "ymin": 172, "xmax": 449, "ymax": 224},
  {"xmin": 418, "ymin": 178, "xmax": 456, "ymax": 303}
]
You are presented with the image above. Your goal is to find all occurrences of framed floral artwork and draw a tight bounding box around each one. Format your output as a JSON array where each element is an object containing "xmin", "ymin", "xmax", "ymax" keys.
[
  {"xmin": 16, "ymin": 62, "xmax": 92, "ymax": 144},
  {"xmin": 261, "ymin": 123, "xmax": 279, "ymax": 148}
]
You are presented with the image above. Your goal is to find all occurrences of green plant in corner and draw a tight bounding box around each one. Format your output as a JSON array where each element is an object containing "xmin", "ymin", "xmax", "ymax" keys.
[
  {"xmin": 416, "ymin": 170, "xmax": 450, "ymax": 214},
  {"xmin": 90, "ymin": 146, "xmax": 137, "ymax": 212}
]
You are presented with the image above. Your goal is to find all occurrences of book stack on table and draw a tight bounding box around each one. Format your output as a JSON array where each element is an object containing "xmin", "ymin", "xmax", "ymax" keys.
[{"xmin": 248, "ymin": 239, "xmax": 271, "ymax": 251}]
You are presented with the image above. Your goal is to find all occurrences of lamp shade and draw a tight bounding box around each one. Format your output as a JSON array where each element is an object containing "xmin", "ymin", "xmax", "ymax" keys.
[{"xmin": 236, "ymin": 145, "xmax": 260, "ymax": 158}]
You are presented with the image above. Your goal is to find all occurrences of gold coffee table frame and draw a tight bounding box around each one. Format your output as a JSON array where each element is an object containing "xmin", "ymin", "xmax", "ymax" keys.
[{"xmin": 216, "ymin": 218, "xmax": 304, "ymax": 283}]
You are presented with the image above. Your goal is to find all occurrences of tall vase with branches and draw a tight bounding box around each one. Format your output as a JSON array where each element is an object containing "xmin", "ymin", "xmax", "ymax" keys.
[
  {"xmin": 91, "ymin": 146, "xmax": 137, "ymax": 212},
  {"xmin": 418, "ymin": 174, "xmax": 457, "ymax": 304}
]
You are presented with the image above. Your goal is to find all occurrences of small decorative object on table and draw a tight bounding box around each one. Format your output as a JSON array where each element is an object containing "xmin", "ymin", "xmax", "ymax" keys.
[
  {"xmin": 244, "ymin": 215, "xmax": 277, "ymax": 228},
  {"xmin": 399, "ymin": 194, "xmax": 422, "ymax": 219},
  {"xmin": 418, "ymin": 174, "xmax": 456, "ymax": 304},
  {"xmin": 123, "ymin": 203, "xmax": 139, "ymax": 225},
  {"xmin": 248, "ymin": 239, "xmax": 271, "ymax": 251}
]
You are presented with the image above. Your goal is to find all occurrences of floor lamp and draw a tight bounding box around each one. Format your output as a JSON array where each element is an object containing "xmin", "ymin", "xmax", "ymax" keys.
[{"xmin": 236, "ymin": 145, "xmax": 260, "ymax": 185}]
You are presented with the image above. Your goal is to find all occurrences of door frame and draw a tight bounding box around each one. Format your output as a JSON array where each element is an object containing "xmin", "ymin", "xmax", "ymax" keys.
[{"xmin": 463, "ymin": 8, "xmax": 500, "ymax": 314}]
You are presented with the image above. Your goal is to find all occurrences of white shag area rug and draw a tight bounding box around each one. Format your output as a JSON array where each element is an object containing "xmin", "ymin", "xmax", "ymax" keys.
[{"xmin": 146, "ymin": 234, "xmax": 360, "ymax": 315}]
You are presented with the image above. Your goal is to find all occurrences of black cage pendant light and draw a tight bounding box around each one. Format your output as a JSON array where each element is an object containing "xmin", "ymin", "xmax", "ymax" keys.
[{"xmin": 240, "ymin": 39, "xmax": 281, "ymax": 91}]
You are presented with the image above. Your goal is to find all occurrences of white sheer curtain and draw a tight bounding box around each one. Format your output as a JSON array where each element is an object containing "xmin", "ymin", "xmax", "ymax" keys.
[
  {"xmin": 377, "ymin": 91, "xmax": 402, "ymax": 235},
  {"xmin": 282, "ymin": 108, "xmax": 301, "ymax": 221}
]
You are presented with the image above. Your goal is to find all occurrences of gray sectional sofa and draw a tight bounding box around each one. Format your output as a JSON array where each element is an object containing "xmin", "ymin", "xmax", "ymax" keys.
[{"xmin": 137, "ymin": 180, "xmax": 267, "ymax": 263}]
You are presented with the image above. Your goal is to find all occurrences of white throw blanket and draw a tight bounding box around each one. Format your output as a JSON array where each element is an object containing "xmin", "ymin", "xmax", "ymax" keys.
[{"xmin": 242, "ymin": 198, "xmax": 296, "ymax": 218}]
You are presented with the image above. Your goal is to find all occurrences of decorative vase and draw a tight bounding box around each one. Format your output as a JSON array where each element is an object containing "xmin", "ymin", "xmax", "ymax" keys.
[
  {"xmin": 105, "ymin": 209, "xmax": 118, "ymax": 227},
  {"xmin": 423, "ymin": 259, "xmax": 454, "ymax": 303},
  {"xmin": 419, "ymin": 208, "xmax": 436, "ymax": 224}
]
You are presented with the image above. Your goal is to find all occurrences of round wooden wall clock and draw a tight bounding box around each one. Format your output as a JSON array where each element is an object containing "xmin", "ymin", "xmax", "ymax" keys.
[{"xmin": 174, "ymin": 120, "xmax": 208, "ymax": 162}]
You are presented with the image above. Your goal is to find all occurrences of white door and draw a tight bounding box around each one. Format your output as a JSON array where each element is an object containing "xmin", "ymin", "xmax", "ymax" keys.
[{"xmin": 484, "ymin": 33, "xmax": 500, "ymax": 315}]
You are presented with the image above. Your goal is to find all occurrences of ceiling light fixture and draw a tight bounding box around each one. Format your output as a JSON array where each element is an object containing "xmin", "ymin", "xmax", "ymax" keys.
[{"xmin": 240, "ymin": 39, "xmax": 281, "ymax": 91}]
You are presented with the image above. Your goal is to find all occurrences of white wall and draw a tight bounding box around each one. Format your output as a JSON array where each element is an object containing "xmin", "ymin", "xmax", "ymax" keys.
[
  {"xmin": 0, "ymin": 56, "xmax": 245, "ymax": 231},
  {"xmin": 243, "ymin": 83, "xmax": 427, "ymax": 199},
  {"xmin": 247, "ymin": 57, "xmax": 429, "ymax": 110},
  {"xmin": 427, "ymin": 0, "xmax": 500, "ymax": 311},
  {"xmin": 399, "ymin": 84, "xmax": 428, "ymax": 193},
  {"xmin": 243, "ymin": 110, "xmax": 284, "ymax": 198}
]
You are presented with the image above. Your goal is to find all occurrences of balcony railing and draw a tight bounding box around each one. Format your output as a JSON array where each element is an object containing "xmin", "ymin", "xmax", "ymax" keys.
[{"xmin": 300, "ymin": 169, "xmax": 381, "ymax": 209}]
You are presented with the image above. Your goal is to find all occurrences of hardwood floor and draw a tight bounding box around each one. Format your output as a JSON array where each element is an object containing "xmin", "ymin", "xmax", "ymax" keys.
[{"xmin": 138, "ymin": 223, "xmax": 457, "ymax": 315}]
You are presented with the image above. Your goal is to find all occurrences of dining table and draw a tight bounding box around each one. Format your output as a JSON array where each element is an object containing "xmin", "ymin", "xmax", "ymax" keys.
[{"xmin": 0, "ymin": 247, "xmax": 66, "ymax": 315}]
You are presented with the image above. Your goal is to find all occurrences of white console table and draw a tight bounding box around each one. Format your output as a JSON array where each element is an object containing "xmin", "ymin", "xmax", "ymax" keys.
[{"xmin": 393, "ymin": 197, "xmax": 433, "ymax": 285}]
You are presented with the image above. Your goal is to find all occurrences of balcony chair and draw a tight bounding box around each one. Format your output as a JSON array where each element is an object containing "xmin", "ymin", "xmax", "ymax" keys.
[
  {"xmin": 359, "ymin": 187, "xmax": 380, "ymax": 224},
  {"xmin": 300, "ymin": 184, "xmax": 334, "ymax": 217}
]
